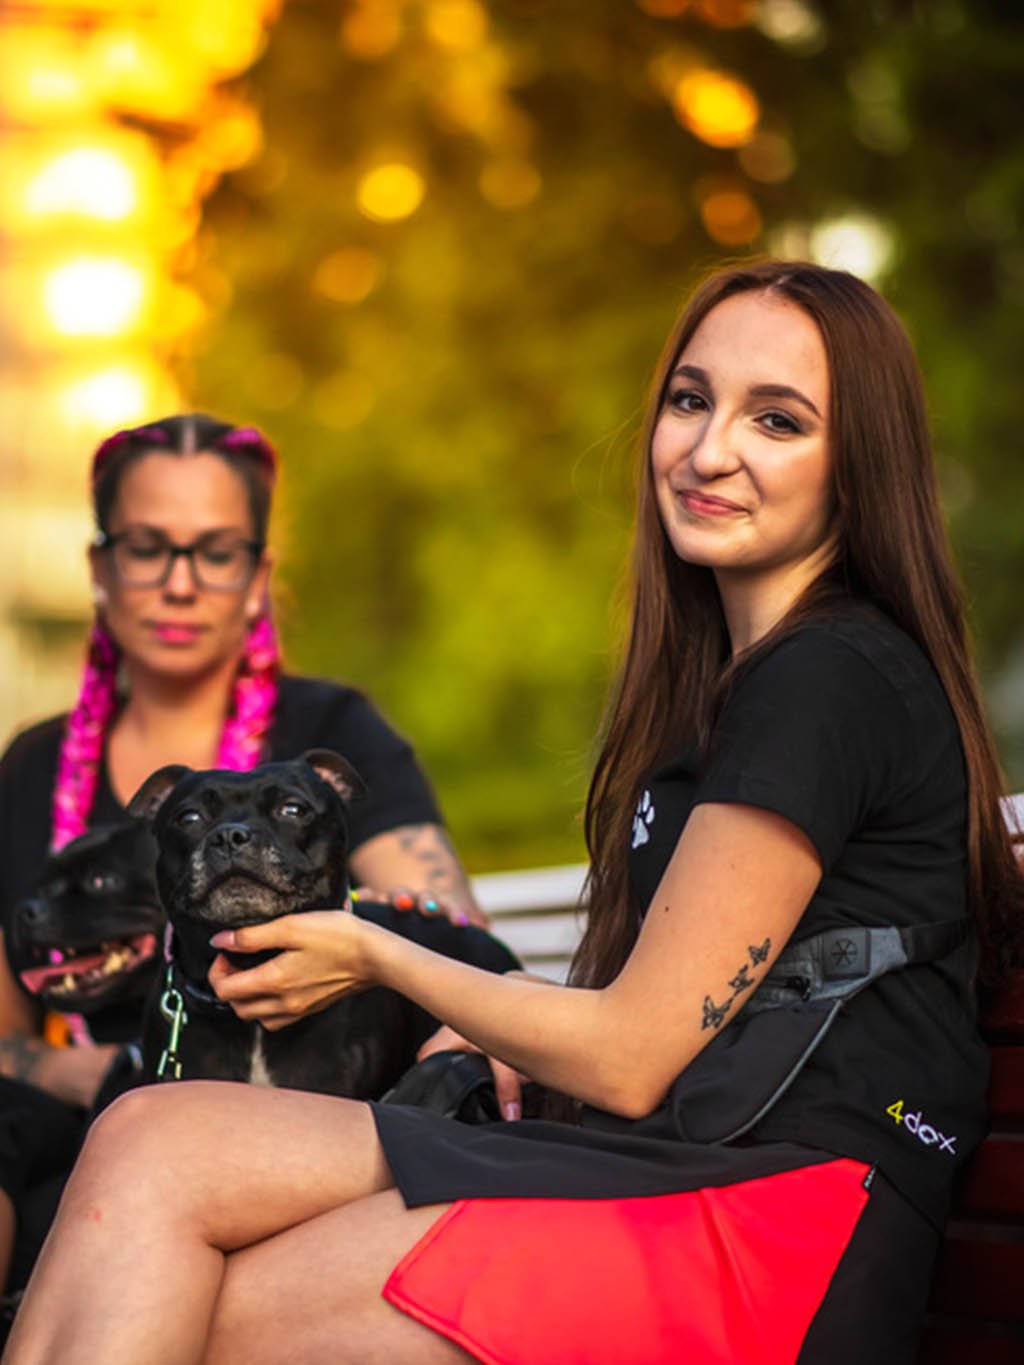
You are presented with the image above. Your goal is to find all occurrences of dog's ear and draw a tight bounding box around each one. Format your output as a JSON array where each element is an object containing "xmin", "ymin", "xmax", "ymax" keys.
[
  {"xmin": 50, "ymin": 823, "xmax": 126, "ymax": 864},
  {"xmin": 127, "ymin": 765, "xmax": 192, "ymax": 821},
  {"xmin": 301, "ymin": 749, "xmax": 366, "ymax": 804}
]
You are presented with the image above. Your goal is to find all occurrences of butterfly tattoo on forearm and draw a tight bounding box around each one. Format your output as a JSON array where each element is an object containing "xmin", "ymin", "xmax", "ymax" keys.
[{"xmin": 700, "ymin": 939, "xmax": 771, "ymax": 1033}]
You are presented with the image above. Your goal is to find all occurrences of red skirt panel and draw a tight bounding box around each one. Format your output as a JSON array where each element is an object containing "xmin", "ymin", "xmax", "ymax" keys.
[{"xmin": 383, "ymin": 1156, "xmax": 871, "ymax": 1365}]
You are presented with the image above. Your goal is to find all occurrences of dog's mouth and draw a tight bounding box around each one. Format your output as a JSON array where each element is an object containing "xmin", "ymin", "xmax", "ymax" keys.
[
  {"xmin": 19, "ymin": 933, "xmax": 159, "ymax": 1000},
  {"xmin": 193, "ymin": 872, "xmax": 311, "ymax": 925}
]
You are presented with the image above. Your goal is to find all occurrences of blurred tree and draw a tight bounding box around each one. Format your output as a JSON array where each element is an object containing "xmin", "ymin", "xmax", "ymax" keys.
[{"xmin": 188, "ymin": 0, "xmax": 1024, "ymax": 868}]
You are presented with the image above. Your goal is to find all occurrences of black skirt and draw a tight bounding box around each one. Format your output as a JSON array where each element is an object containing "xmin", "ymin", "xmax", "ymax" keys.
[{"xmin": 371, "ymin": 1104, "xmax": 937, "ymax": 1364}]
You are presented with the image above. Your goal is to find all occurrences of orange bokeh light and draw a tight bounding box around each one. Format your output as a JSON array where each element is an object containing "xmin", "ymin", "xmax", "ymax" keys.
[
  {"xmin": 673, "ymin": 69, "xmax": 760, "ymax": 148},
  {"xmin": 357, "ymin": 163, "xmax": 427, "ymax": 223},
  {"xmin": 313, "ymin": 248, "xmax": 384, "ymax": 305},
  {"xmin": 695, "ymin": 0, "xmax": 755, "ymax": 27},
  {"xmin": 426, "ymin": 0, "xmax": 489, "ymax": 50},
  {"xmin": 340, "ymin": 1, "xmax": 403, "ymax": 59},
  {"xmin": 697, "ymin": 184, "xmax": 762, "ymax": 245}
]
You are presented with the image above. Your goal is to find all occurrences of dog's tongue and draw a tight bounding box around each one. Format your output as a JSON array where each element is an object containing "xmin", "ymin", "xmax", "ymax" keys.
[
  {"xmin": 18, "ymin": 933, "xmax": 159, "ymax": 995},
  {"xmin": 20, "ymin": 952, "xmax": 110, "ymax": 994}
]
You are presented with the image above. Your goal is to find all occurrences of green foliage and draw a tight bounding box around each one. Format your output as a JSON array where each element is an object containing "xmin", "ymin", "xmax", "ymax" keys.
[{"xmin": 189, "ymin": 0, "xmax": 1024, "ymax": 866}]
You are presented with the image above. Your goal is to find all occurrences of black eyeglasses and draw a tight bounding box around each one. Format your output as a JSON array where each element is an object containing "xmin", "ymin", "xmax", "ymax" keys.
[{"xmin": 94, "ymin": 527, "xmax": 265, "ymax": 592}]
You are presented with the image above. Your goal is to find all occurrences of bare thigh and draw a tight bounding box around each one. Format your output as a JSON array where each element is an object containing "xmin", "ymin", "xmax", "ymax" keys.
[
  {"xmin": 207, "ymin": 1189, "xmax": 475, "ymax": 1365},
  {"xmin": 74, "ymin": 1081, "xmax": 394, "ymax": 1250}
]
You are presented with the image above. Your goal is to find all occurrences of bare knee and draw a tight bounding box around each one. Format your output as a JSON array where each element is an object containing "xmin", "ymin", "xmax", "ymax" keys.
[
  {"xmin": 69, "ymin": 1083, "xmax": 222, "ymax": 1214},
  {"xmin": 82, "ymin": 1083, "xmax": 196, "ymax": 1163}
]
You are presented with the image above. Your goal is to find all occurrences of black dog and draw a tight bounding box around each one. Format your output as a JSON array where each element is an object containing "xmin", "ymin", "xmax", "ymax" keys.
[
  {"xmin": 10, "ymin": 822, "xmax": 164, "ymax": 1046},
  {"xmin": 129, "ymin": 750, "xmax": 519, "ymax": 1098}
]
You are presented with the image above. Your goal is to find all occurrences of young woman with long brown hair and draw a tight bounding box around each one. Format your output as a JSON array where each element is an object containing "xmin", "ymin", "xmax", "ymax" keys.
[{"xmin": 7, "ymin": 262, "xmax": 1022, "ymax": 1364}]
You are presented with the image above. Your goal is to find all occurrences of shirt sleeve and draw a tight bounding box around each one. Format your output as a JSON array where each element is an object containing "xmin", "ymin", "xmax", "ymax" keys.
[
  {"xmin": 693, "ymin": 628, "xmax": 914, "ymax": 871},
  {"xmin": 310, "ymin": 689, "xmax": 444, "ymax": 851}
]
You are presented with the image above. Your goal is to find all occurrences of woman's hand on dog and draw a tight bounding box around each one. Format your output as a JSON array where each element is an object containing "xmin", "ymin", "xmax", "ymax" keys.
[
  {"xmin": 350, "ymin": 886, "xmax": 480, "ymax": 927},
  {"xmin": 208, "ymin": 910, "xmax": 375, "ymax": 1029},
  {"xmin": 417, "ymin": 1023, "xmax": 527, "ymax": 1121},
  {"xmin": 208, "ymin": 918, "xmax": 533, "ymax": 1122}
]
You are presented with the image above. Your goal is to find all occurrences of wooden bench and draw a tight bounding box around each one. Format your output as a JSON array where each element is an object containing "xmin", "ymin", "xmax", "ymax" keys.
[
  {"xmin": 916, "ymin": 968, "xmax": 1024, "ymax": 1362},
  {"xmin": 472, "ymin": 862, "xmax": 585, "ymax": 983}
]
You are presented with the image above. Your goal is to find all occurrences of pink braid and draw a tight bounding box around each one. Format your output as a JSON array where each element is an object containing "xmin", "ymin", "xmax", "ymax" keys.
[
  {"xmin": 215, "ymin": 613, "xmax": 281, "ymax": 771},
  {"xmin": 51, "ymin": 614, "xmax": 280, "ymax": 852},
  {"xmin": 51, "ymin": 623, "xmax": 121, "ymax": 852}
]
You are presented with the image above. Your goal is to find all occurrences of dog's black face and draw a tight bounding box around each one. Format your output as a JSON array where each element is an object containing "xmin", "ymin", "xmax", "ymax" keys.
[
  {"xmin": 129, "ymin": 750, "xmax": 363, "ymax": 981},
  {"xmin": 10, "ymin": 822, "xmax": 163, "ymax": 1014}
]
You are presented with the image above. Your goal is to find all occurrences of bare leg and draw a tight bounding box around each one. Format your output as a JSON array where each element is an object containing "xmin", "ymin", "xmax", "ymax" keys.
[
  {"xmin": 207, "ymin": 1190, "xmax": 474, "ymax": 1365},
  {"xmin": 4, "ymin": 1082, "xmax": 395, "ymax": 1365}
]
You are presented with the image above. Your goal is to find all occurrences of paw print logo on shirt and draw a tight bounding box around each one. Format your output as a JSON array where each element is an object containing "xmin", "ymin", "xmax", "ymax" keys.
[{"xmin": 632, "ymin": 789, "xmax": 655, "ymax": 849}]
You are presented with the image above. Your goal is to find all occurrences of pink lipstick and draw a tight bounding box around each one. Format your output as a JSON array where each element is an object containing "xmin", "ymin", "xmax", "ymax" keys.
[
  {"xmin": 680, "ymin": 490, "xmax": 744, "ymax": 517},
  {"xmin": 152, "ymin": 622, "xmax": 203, "ymax": 645}
]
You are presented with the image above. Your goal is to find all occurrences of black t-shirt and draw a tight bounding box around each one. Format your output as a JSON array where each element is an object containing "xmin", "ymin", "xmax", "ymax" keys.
[
  {"xmin": 627, "ymin": 606, "xmax": 989, "ymax": 1227},
  {"xmin": 0, "ymin": 673, "xmax": 442, "ymax": 945}
]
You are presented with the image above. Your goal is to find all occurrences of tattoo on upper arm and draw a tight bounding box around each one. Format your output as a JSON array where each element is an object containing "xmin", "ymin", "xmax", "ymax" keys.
[
  {"xmin": 700, "ymin": 938, "xmax": 773, "ymax": 1033},
  {"xmin": 701, "ymin": 996, "xmax": 731, "ymax": 1031},
  {"xmin": 395, "ymin": 824, "xmax": 470, "ymax": 897},
  {"xmin": 727, "ymin": 964, "xmax": 755, "ymax": 993},
  {"xmin": 0, "ymin": 1036, "xmax": 46, "ymax": 1085}
]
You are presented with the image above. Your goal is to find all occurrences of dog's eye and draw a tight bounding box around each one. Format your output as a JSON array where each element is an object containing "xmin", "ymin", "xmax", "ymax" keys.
[
  {"xmin": 177, "ymin": 809, "xmax": 204, "ymax": 829},
  {"xmin": 84, "ymin": 872, "xmax": 124, "ymax": 895},
  {"xmin": 278, "ymin": 799, "xmax": 309, "ymax": 820}
]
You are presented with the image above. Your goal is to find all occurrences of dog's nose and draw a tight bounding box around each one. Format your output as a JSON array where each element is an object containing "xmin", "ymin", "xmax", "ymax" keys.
[
  {"xmin": 15, "ymin": 898, "xmax": 47, "ymax": 926},
  {"xmin": 210, "ymin": 822, "xmax": 254, "ymax": 851}
]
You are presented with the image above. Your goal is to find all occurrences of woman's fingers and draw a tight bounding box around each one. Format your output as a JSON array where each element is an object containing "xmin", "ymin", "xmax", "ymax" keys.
[
  {"xmin": 210, "ymin": 911, "xmax": 363, "ymax": 975},
  {"xmin": 490, "ymin": 1059, "xmax": 524, "ymax": 1122},
  {"xmin": 416, "ymin": 1024, "xmax": 526, "ymax": 1122},
  {"xmin": 209, "ymin": 951, "xmax": 285, "ymax": 1000},
  {"xmin": 350, "ymin": 885, "xmax": 387, "ymax": 907},
  {"xmin": 351, "ymin": 886, "xmax": 473, "ymax": 927},
  {"xmin": 207, "ymin": 911, "xmax": 371, "ymax": 1025},
  {"xmin": 209, "ymin": 919, "xmax": 296, "ymax": 954},
  {"xmin": 210, "ymin": 960, "xmax": 356, "ymax": 1025}
]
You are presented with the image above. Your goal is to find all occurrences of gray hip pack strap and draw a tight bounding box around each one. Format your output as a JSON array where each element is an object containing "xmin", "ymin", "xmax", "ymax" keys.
[
  {"xmin": 654, "ymin": 917, "xmax": 975, "ymax": 1146},
  {"xmin": 746, "ymin": 918, "xmax": 973, "ymax": 1016}
]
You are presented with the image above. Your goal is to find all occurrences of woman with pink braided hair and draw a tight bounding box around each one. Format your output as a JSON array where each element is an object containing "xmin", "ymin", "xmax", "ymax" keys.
[{"xmin": 0, "ymin": 413, "xmax": 482, "ymax": 1303}]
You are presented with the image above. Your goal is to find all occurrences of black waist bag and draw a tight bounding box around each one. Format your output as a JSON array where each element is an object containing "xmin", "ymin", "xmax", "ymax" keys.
[
  {"xmin": 577, "ymin": 919, "xmax": 973, "ymax": 1145},
  {"xmin": 380, "ymin": 1050, "xmax": 505, "ymax": 1123},
  {"xmin": 380, "ymin": 1049, "xmax": 547, "ymax": 1123},
  {"xmin": 664, "ymin": 919, "xmax": 972, "ymax": 1144}
]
